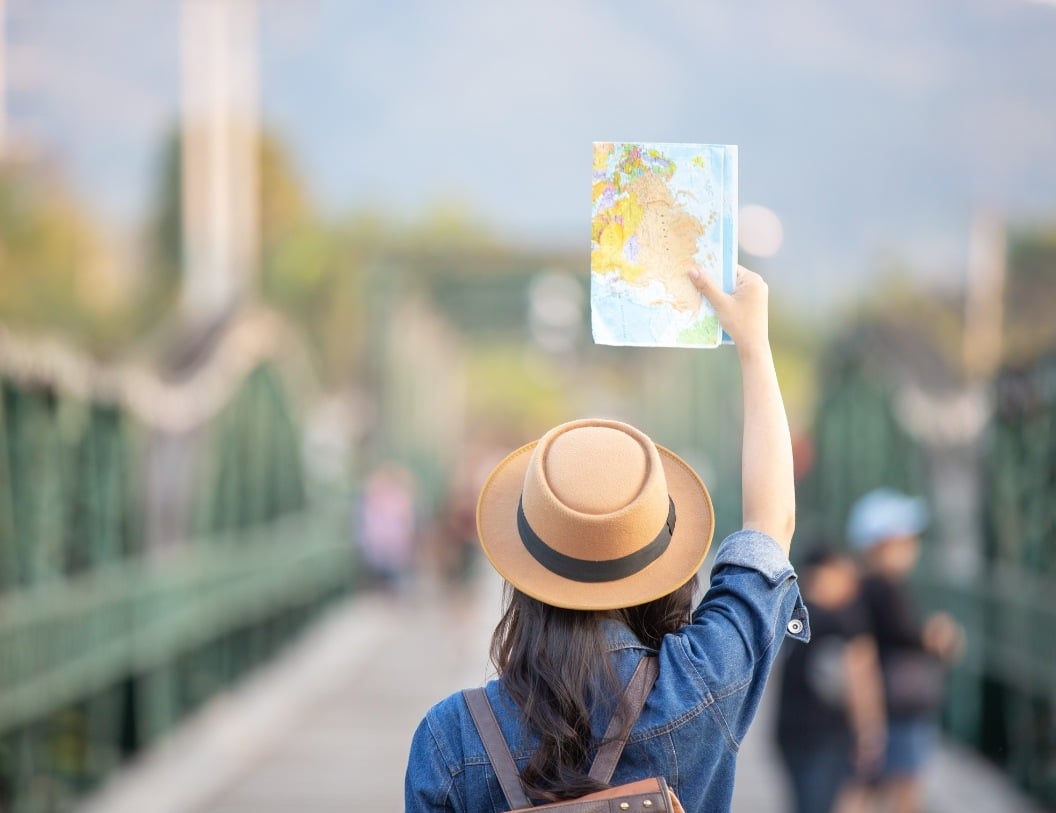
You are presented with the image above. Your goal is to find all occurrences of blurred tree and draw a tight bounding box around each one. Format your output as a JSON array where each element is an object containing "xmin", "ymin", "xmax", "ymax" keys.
[
  {"xmin": 407, "ymin": 200, "xmax": 503, "ymax": 253},
  {"xmin": 464, "ymin": 342, "xmax": 573, "ymax": 437},
  {"xmin": 145, "ymin": 128, "xmax": 320, "ymax": 323},
  {"xmin": 769, "ymin": 300, "xmax": 821, "ymax": 430},
  {"xmin": 142, "ymin": 127, "xmax": 364, "ymax": 386},
  {"xmin": 142, "ymin": 131, "xmax": 183, "ymax": 317},
  {"xmin": 0, "ymin": 165, "xmax": 139, "ymax": 348},
  {"xmin": 1003, "ymin": 226, "xmax": 1056, "ymax": 367},
  {"xmin": 256, "ymin": 133, "xmax": 362, "ymax": 386},
  {"xmin": 831, "ymin": 222, "xmax": 1056, "ymax": 380},
  {"xmin": 838, "ymin": 268, "xmax": 967, "ymax": 384}
]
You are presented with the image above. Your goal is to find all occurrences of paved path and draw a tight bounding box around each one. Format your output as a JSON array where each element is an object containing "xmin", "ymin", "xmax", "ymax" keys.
[{"xmin": 77, "ymin": 570, "xmax": 1044, "ymax": 813}]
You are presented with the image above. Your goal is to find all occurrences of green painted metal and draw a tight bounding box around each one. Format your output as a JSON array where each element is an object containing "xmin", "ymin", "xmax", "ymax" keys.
[
  {"xmin": 192, "ymin": 366, "xmax": 307, "ymax": 538},
  {"xmin": 0, "ymin": 506, "xmax": 351, "ymax": 731},
  {"xmin": 6, "ymin": 388, "xmax": 67, "ymax": 587},
  {"xmin": 799, "ymin": 352, "xmax": 925, "ymax": 546},
  {"xmin": 637, "ymin": 349, "xmax": 744, "ymax": 543},
  {"xmin": 0, "ymin": 382, "xmax": 17, "ymax": 589},
  {"xmin": 967, "ymin": 354, "xmax": 1056, "ymax": 805},
  {"xmin": 0, "ymin": 342, "xmax": 349, "ymax": 812}
]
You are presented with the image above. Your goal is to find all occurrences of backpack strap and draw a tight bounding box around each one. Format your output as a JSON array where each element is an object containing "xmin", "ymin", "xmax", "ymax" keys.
[
  {"xmin": 463, "ymin": 687, "xmax": 533, "ymax": 809},
  {"xmin": 463, "ymin": 656, "xmax": 659, "ymax": 806},
  {"xmin": 588, "ymin": 655, "xmax": 659, "ymax": 784}
]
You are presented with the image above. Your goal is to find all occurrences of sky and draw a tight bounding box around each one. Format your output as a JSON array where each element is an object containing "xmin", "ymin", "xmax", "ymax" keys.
[{"xmin": 6, "ymin": 0, "xmax": 1056, "ymax": 308}]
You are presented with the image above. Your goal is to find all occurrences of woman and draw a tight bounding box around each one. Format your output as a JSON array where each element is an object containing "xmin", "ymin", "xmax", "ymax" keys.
[{"xmin": 405, "ymin": 265, "xmax": 807, "ymax": 812}]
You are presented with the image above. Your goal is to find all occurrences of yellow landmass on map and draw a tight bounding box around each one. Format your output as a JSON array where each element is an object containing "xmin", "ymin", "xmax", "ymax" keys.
[{"xmin": 591, "ymin": 189, "xmax": 646, "ymax": 282}]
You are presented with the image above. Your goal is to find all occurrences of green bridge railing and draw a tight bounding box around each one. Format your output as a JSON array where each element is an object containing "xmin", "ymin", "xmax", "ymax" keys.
[{"xmin": 0, "ymin": 312, "xmax": 354, "ymax": 813}]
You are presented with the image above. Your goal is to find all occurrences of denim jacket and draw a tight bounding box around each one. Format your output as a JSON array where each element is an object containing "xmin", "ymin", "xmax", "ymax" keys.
[{"xmin": 405, "ymin": 529, "xmax": 809, "ymax": 813}]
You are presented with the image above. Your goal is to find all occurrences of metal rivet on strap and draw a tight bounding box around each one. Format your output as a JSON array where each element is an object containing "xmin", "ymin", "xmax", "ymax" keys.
[
  {"xmin": 619, "ymin": 804, "xmax": 630, "ymax": 811},
  {"xmin": 643, "ymin": 801, "xmax": 653, "ymax": 808}
]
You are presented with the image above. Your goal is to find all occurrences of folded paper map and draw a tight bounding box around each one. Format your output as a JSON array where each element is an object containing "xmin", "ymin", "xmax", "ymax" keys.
[{"xmin": 591, "ymin": 142, "xmax": 737, "ymax": 347}]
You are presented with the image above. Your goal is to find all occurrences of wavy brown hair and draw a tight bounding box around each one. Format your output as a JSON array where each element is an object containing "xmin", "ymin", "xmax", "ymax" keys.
[{"xmin": 490, "ymin": 577, "xmax": 698, "ymax": 802}]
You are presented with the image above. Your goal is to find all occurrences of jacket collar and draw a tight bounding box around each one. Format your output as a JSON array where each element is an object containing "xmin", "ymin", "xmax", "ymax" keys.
[{"xmin": 600, "ymin": 618, "xmax": 655, "ymax": 653}]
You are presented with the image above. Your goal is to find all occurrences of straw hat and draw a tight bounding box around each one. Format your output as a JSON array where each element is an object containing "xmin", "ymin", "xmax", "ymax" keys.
[{"xmin": 476, "ymin": 419, "xmax": 715, "ymax": 610}]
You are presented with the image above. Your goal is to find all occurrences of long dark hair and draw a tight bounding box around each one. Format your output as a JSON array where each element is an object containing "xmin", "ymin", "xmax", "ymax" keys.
[{"xmin": 490, "ymin": 577, "xmax": 698, "ymax": 802}]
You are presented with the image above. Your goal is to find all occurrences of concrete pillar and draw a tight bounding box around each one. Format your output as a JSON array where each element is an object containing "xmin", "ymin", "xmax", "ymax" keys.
[
  {"xmin": 963, "ymin": 213, "xmax": 1006, "ymax": 380},
  {"xmin": 0, "ymin": 0, "xmax": 7, "ymax": 158},
  {"xmin": 179, "ymin": 0, "xmax": 260, "ymax": 320}
]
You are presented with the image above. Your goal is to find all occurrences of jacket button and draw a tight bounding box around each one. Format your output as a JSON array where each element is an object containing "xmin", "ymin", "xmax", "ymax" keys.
[{"xmin": 787, "ymin": 619, "xmax": 804, "ymax": 635}]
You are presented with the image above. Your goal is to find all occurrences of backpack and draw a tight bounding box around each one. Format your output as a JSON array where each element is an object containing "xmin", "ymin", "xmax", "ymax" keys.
[{"xmin": 462, "ymin": 657, "xmax": 686, "ymax": 812}]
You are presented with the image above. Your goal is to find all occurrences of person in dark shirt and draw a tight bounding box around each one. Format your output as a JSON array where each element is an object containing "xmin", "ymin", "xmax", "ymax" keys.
[
  {"xmin": 776, "ymin": 547, "xmax": 884, "ymax": 813},
  {"xmin": 848, "ymin": 489, "xmax": 964, "ymax": 813}
]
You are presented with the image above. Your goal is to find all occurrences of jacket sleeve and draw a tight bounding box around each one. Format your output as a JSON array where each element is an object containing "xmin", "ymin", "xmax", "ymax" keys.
[
  {"xmin": 405, "ymin": 712, "xmax": 460, "ymax": 812},
  {"xmin": 673, "ymin": 529, "xmax": 809, "ymax": 748}
]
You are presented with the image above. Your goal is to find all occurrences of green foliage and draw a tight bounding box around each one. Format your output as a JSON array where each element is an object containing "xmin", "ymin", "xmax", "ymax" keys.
[
  {"xmin": 0, "ymin": 167, "xmax": 123, "ymax": 343},
  {"xmin": 144, "ymin": 131, "xmax": 183, "ymax": 299},
  {"xmin": 464, "ymin": 343, "xmax": 575, "ymax": 437},
  {"xmin": 1004, "ymin": 226, "xmax": 1056, "ymax": 366},
  {"xmin": 251, "ymin": 132, "xmax": 369, "ymax": 385}
]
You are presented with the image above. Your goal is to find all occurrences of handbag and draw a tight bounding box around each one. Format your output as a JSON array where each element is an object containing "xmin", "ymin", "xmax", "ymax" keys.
[
  {"xmin": 882, "ymin": 649, "xmax": 945, "ymax": 716},
  {"xmin": 463, "ymin": 657, "xmax": 684, "ymax": 812}
]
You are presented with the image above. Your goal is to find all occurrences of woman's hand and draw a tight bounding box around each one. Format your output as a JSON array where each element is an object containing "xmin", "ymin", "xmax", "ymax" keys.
[{"xmin": 689, "ymin": 264, "xmax": 769, "ymax": 353}]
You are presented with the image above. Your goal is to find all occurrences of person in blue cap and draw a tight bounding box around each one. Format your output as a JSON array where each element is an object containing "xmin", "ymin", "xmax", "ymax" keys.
[{"xmin": 848, "ymin": 489, "xmax": 964, "ymax": 813}]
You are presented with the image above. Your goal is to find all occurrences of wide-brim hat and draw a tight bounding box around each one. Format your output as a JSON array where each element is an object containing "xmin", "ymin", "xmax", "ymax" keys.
[{"xmin": 476, "ymin": 418, "xmax": 715, "ymax": 611}]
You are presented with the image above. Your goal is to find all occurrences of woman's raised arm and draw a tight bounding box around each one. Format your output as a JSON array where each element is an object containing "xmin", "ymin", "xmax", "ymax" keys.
[{"xmin": 689, "ymin": 265, "xmax": 796, "ymax": 554}]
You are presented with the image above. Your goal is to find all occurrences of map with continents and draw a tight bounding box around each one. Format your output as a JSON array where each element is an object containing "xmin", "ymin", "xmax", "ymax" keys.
[{"xmin": 591, "ymin": 142, "xmax": 738, "ymax": 348}]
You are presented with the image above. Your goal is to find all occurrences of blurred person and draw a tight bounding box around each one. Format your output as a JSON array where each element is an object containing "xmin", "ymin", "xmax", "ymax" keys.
[
  {"xmin": 433, "ymin": 477, "xmax": 481, "ymax": 590},
  {"xmin": 357, "ymin": 461, "xmax": 419, "ymax": 592},
  {"xmin": 405, "ymin": 265, "xmax": 809, "ymax": 811},
  {"xmin": 775, "ymin": 546, "xmax": 885, "ymax": 813},
  {"xmin": 848, "ymin": 489, "xmax": 964, "ymax": 813}
]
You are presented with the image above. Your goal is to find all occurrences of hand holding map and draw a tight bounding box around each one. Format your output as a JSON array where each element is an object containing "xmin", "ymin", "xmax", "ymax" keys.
[
  {"xmin": 591, "ymin": 142, "xmax": 738, "ymax": 348},
  {"xmin": 689, "ymin": 264, "xmax": 768, "ymax": 352}
]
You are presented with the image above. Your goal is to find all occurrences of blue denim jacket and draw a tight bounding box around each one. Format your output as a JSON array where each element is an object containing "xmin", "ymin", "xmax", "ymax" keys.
[{"xmin": 405, "ymin": 529, "xmax": 809, "ymax": 812}]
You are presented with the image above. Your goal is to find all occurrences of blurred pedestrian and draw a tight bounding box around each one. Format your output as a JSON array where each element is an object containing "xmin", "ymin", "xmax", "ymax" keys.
[
  {"xmin": 405, "ymin": 265, "xmax": 808, "ymax": 811},
  {"xmin": 848, "ymin": 489, "xmax": 964, "ymax": 813},
  {"xmin": 433, "ymin": 478, "xmax": 480, "ymax": 590},
  {"xmin": 775, "ymin": 546, "xmax": 885, "ymax": 813},
  {"xmin": 357, "ymin": 461, "xmax": 418, "ymax": 593}
]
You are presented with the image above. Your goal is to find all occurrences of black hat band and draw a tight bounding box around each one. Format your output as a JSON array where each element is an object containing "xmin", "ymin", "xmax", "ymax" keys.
[{"xmin": 516, "ymin": 496, "xmax": 676, "ymax": 584}]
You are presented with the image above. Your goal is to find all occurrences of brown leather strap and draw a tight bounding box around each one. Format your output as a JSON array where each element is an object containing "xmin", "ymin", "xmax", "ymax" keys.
[
  {"xmin": 463, "ymin": 688, "xmax": 532, "ymax": 809},
  {"xmin": 588, "ymin": 656, "xmax": 659, "ymax": 784},
  {"xmin": 463, "ymin": 656, "xmax": 659, "ymax": 806}
]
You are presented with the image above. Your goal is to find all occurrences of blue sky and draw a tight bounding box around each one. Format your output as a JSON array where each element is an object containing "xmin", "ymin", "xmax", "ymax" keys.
[{"xmin": 7, "ymin": 0, "xmax": 1056, "ymax": 307}]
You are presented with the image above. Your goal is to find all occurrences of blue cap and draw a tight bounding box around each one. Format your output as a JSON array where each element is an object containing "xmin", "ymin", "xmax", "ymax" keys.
[{"xmin": 846, "ymin": 488, "xmax": 929, "ymax": 550}]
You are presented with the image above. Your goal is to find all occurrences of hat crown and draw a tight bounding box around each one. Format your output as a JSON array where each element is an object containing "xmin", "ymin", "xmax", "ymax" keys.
[
  {"xmin": 544, "ymin": 426, "xmax": 649, "ymax": 515},
  {"xmin": 522, "ymin": 420, "xmax": 669, "ymax": 562}
]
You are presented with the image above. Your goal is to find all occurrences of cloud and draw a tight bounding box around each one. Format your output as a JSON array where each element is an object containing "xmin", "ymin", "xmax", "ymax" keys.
[{"xmin": 7, "ymin": 0, "xmax": 180, "ymax": 222}]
